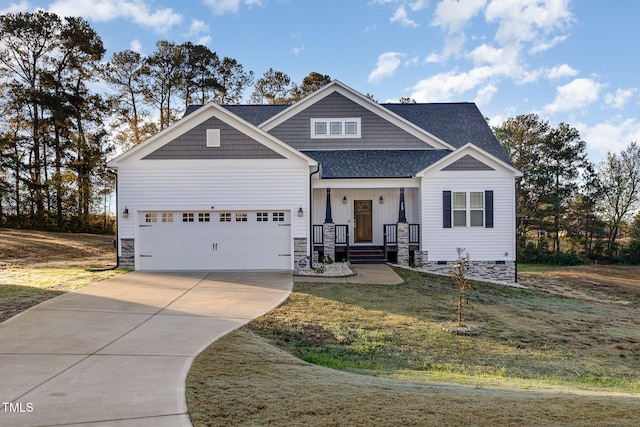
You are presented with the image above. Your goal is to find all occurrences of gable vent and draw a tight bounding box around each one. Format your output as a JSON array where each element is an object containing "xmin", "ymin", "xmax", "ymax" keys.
[{"xmin": 206, "ymin": 129, "xmax": 221, "ymax": 147}]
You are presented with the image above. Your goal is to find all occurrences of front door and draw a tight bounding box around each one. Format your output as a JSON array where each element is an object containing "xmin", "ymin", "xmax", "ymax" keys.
[{"xmin": 354, "ymin": 200, "xmax": 373, "ymax": 243}]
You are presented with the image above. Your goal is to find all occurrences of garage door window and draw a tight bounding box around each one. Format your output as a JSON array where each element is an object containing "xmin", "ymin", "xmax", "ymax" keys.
[
  {"xmin": 273, "ymin": 212, "xmax": 285, "ymax": 222},
  {"xmin": 257, "ymin": 212, "xmax": 269, "ymax": 222},
  {"xmin": 145, "ymin": 213, "xmax": 157, "ymax": 223},
  {"xmin": 183, "ymin": 213, "xmax": 194, "ymax": 222},
  {"xmin": 235, "ymin": 212, "xmax": 247, "ymax": 222},
  {"xmin": 199, "ymin": 213, "xmax": 210, "ymax": 222},
  {"xmin": 219, "ymin": 212, "xmax": 231, "ymax": 222},
  {"xmin": 162, "ymin": 213, "xmax": 173, "ymax": 222}
]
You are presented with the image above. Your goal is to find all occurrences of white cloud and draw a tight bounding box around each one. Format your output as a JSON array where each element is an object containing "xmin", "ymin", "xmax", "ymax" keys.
[
  {"xmin": 129, "ymin": 38, "xmax": 142, "ymax": 53},
  {"xmin": 0, "ymin": 1, "xmax": 30, "ymax": 14},
  {"xmin": 425, "ymin": 51, "xmax": 442, "ymax": 63},
  {"xmin": 530, "ymin": 34, "xmax": 569, "ymax": 53},
  {"xmin": 485, "ymin": 0, "xmax": 572, "ymax": 45},
  {"xmin": 576, "ymin": 118, "xmax": 640, "ymax": 162},
  {"xmin": 291, "ymin": 45, "xmax": 305, "ymax": 55},
  {"xmin": 475, "ymin": 84, "xmax": 497, "ymax": 106},
  {"xmin": 410, "ymin": 67, "xmax": 495, "ymax": 102},
  {"xmin": 203, "ymin": 0, "xmax": 262, "ymax": 15},
  {"xmin": 369, "ymin": 52, "xmax": 406, "ymax": 83},
  {"xmin": 390, "ymin": 5, "xmax": 419, "ymax": 27},
  {"xmin": 48, "ymin": 0, "xmax": 182, "ymax": 33},
  {"xmin": 605, "ymin": 88, "xmax": 636, "ymax": 110},
  {"xmin": 432, "ymin": 0, "xmax": 486, "ymax": 33},
  {"xmin": 189, "ymin": 19, "xmax": 210, "ymax": 36},
  {"xmin": 547, "ymin": 64, "xmax": 578, "ymax": 80},
  {"xmin": 544, "ymin": 78, "xmax": 602, "ymax": 114}
]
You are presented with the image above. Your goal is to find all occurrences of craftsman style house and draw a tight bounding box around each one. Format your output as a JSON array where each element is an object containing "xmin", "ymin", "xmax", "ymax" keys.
[{"xmin": 107, "ymin": 81, "xmax": 522, "ymax": 282}]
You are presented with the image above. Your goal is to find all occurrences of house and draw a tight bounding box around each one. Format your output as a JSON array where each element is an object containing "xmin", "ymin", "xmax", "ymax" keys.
[{"xmin": 107, "ymin": 81, "xmax": 523, "ymax": 282}]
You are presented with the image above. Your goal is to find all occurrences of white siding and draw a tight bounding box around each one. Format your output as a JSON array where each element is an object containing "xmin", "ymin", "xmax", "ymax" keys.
[
  {"xmin": 421, "ymin": 169, "xmax": 516, "ymax": 261},
  {"xmin": 116, "ymin": 158, "xmax": 310, "ymax": 267},
  {"xmin": 312, "ymin": 187, "xmax": 418, "ymax": 246}
]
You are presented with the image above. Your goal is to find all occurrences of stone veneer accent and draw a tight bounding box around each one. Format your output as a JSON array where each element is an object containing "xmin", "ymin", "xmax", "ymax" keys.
[
  {"xmin": 397, "ymin": 222, "xmax": 409, "ymax": 266},
  {"xmin": 322, "ymin": 223, "xmax": 336, "ymax": 260},
  {"xmin": 120, "ymin": 238, "xmax": 135, "ymax": 269},
  {"xmin": 294, "ymin": 238, "xmax": 309, "ymax": 274},
  {"xmin": 420, "ymin": 260, "xmax": 516, "ymax": 283}
]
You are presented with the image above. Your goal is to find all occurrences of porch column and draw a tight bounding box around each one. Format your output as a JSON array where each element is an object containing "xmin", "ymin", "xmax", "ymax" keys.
[
  {"xmin": 397, "ymin": 188, "xmax": 409, "ymax": 266},
  {"xmin": 323, "ymin": 188, "xmax": 336, "ymax": 260},
  {"xmin": 324, "ymin": 188, "xmax": 333, "ymax": 223},
  {"xmin": 398, "ymin": 187, "xmax": 407, "ymax": 223}
]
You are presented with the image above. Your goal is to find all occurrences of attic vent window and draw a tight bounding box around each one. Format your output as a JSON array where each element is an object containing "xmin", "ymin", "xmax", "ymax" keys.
[
  {"xmin": 206, "ymin": 129, "xmax": 220, "ymax": 147},
  {"xmin": 311, "ymin": 118, "xmax": 361, "ymax": 139}
]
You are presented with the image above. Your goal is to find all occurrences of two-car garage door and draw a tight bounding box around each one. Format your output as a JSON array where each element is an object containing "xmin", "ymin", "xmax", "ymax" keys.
[{"xmin": 137, "ymin": 210, "xmax": 291, "ymax": 270}]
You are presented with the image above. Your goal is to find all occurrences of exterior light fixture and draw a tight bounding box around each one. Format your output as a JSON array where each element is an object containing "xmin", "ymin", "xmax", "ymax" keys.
[
  {"xmin": 379, "ymin": 196, "xmax": 384, "ymax": 204},
  {"xmin": 297, "ymin": 206, "xmax": 304, "ymax": 217},
  {"xmin": 342, "ymin": 196, "xmax": 347, "ymax": 204},
  {"xmin": 123, "ymin": 207, "xmax": 129, "ymax": 218}
]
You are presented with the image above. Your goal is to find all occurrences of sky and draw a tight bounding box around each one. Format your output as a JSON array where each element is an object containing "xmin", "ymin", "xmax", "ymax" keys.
[{"xmin": 3, "ymin": 0, "xmax": 639, "ymax": 163}]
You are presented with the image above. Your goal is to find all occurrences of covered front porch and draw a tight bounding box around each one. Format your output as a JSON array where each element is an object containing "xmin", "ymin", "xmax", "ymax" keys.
[{"xmin": 311, "ymin": 182, "xmax": 423, "ymax": 266}]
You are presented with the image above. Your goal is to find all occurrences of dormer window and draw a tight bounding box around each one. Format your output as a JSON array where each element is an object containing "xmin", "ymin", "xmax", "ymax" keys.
[{"xmin": 311, "ymin": 118, "xmax": 361, "ymax": 139}]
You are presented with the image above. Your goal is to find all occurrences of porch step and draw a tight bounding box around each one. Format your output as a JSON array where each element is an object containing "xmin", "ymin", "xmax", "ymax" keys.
[{"xmin": 348, "ymin": 246, "xmax": 387, "ymax": 264}]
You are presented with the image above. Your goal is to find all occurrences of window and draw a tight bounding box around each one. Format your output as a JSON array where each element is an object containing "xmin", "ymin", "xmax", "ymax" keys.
[
  {"xmin": 470, "ymin": 192, "xmax": 484, "ymax": 227},
  {"xmin": 446, "ymin": 191, "xmax": 490, "ymax": 228},
  {"xmin": 219, "ymin": 212, "xmax": 231, "ymax": 222},
  {"xmin": 272, "ymin": 212, "xmax": 285, "ymax": 222},
  {"xmin": 453, "ymin": 192, "xmax": 466, "ymax": 227},
  {"xmin": 182, "ymin": 213, "xmax": 194, "ymax": 222},
  {"xmin": 198, "ymin": 212, "xmax": 210, "ymax": 222},
  {"xmin": 257, "ymin": 212, "xmax": 269, "ymax": 222},
  {"xmin": 311, "ymin": 118, "xmax": 361, "ymax": 138},
  {"xmin": 235, "ymin": 212, "xmax": 247, "ymax": 222},
  {"xmin": 206, "ymin": 129, "xmax": 220, "ymax": 147},
  {"xmin": 145, "ymin": 213, "xmax": 157, "ymax": 223},
  {"xmin": 162, "ymin": 213, "xmax": 173, "ymax": 223}
]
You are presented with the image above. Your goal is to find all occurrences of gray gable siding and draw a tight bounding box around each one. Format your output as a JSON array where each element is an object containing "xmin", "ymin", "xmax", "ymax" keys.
[
  {"xmin": 143, "ymin": 116, "xmax": 284, "ymax": 160},
  {"xmin": 268, "ymin": 92, "xmax": 433, "ymax": 150},
  {"xmin": 442, "ymin": 154, "xmax": 495, "ymax": 171}
]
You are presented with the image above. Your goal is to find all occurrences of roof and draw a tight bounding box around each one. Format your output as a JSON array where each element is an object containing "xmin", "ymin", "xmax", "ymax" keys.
[
  {"xmin": 382, "ymin": 103, "xmax": 511, "ymax": 164},
  {"xmin": 304, "ymin": 150, "xmax": 451, "ymax": 179}
]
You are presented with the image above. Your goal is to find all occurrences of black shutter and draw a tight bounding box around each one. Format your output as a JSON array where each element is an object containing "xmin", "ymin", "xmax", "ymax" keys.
[
  {"xmin": 443, "ymin": 191, "xmax": 452, "ymax": 228},
  {"xmin": 485, "ymin": 190, "xmax": 494, "ymax": 228}
]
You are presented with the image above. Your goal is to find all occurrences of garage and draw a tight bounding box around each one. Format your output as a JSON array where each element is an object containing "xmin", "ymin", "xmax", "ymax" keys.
[{"xmin": 137, "ymin": 210, "xmax": 291, "ymax": 270}]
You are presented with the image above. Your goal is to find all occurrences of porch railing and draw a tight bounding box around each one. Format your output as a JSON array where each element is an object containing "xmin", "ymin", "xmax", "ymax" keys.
[
  {"xmin": 313, "ymin": 224, "xmax": 323, "ymax": 249},
  {"xmin": 383, "ymin": 223, "xmax": 397, "ymax": 260},
  {"xmin": 409, "ymin": 224, "xmax": 420, "ymax": 246}
]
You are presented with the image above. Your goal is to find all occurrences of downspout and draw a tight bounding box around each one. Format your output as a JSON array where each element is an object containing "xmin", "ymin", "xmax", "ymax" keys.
[{"xmin": 309, "ymin": 165, "xmax": 321, "ymax": 263}]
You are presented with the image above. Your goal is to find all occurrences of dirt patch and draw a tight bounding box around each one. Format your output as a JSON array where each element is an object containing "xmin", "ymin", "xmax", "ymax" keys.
[
  {"xmin": 518, "ymin": 265, "xmax": 640, "ymax": 306},
  {"xmin": 0, "ymin": 228, "xmax": 116, "ymax": 268}
]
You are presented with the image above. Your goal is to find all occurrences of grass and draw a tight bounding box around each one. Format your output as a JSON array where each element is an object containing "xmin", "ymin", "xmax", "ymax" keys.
[
  {"xmin": 0, "ymin": 267, "xmax": 125, "ymax": 322},
  {"xmin": 187, "ymin": 266, "xmax": 640, "ymax": 426}
]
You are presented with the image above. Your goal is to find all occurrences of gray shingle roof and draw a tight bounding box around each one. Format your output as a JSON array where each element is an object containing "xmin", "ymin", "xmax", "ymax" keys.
[{"xmin": 304, "ymin": 150, "xmax": 451, "ymax": 178}]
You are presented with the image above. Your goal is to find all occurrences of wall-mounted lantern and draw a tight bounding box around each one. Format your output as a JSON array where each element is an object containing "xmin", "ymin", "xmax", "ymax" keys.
[
  {"xmin": 122, "ymin": 207, "xmax": 129, "ymax": 218},
  {"xmin": 342, "ymin": 196, "xmax": 347, "ymax": 204},
  {"xmin": 379, "ymin": 196, "xmax": 384, "ymax": 204},
  {"xmin": 297, "ymin": 206, "xmax": 304, "ymax": 217}
]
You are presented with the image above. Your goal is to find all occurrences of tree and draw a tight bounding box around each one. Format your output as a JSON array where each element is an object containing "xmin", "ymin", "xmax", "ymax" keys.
[
  {"xmin": 539, "ymin": 123, "xmax": 590, "ymax": 253},
  {"xmin": 289, "ymin": 72, "xmax": 331, "ymax": 101},
  {"xmin": 213, "ymin": 57, "xmax": 254, "ymax": 104},
  {"xmin": 180, "ymin": 42, "xmax": 224, "ymax": 107},
  {"xmin": 250, "ymin": 68, "xmax": 293, "ymax": 104},
  {"xmin": 493, "ymin": 114, "xmax": 549, "ymax": 252},
  {"xmin": 598, "ymin": 142, "xmax": 640, "ymax": 252},
  {"xmin": 102, "ymin": 50, "xmax": 148, "ymax": 148}
]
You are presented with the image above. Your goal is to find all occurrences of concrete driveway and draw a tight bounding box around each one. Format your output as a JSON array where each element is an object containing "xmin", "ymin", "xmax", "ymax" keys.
[{"xmin": 0, "ymin": 270, "xmax": 292, "ymax": 427}]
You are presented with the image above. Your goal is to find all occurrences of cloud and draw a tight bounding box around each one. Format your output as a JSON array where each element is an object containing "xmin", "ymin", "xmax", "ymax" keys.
[
  {"xmin": 390, "ymin": 5, "xmax": 419, "ymax": 27},
  {"xmin": 544, "ymin": 78, "xmax": 602, "ymax": 114},
  {"xmin": 576, "ymin": 118, "xmax": 640, "ymax": 162},
  {"xmin": 432, "ymin": 0, "xmax": 486, "ymax": 33},
  {"xmin": 129, "ymin": 38, "xmax": 142, "ymax": 53},
  {"xmin": 484, "ymin": 0, "xmax": 573, "ymax": 45},
  {"xmin": 203, "ymin": 0, "xmax": 263, "ymax": 15},
  {"xmin": 547, "ymin": 64, "xmax": 578, "ymax": 80},
  {"xmin": 47, "ymin": 0, "xmax": 182, "ymax": 33},
  {"xmin": 605, "ymin": 88, "xmax": 636, "ymax": 110},
  {"xmin": 410, "ymin": 67, "xmax": 496, "ymax": 102},
  {"xmin": 0, "ymin": 1, "xmax": 29, "ymax": 14},
  {"xmin": 369, "ymin": 52, "xmax": 406, "ymax": 83},
  {"xmin": 475, "ymin": 84, "xmax": 497, "ymax": 106}
]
